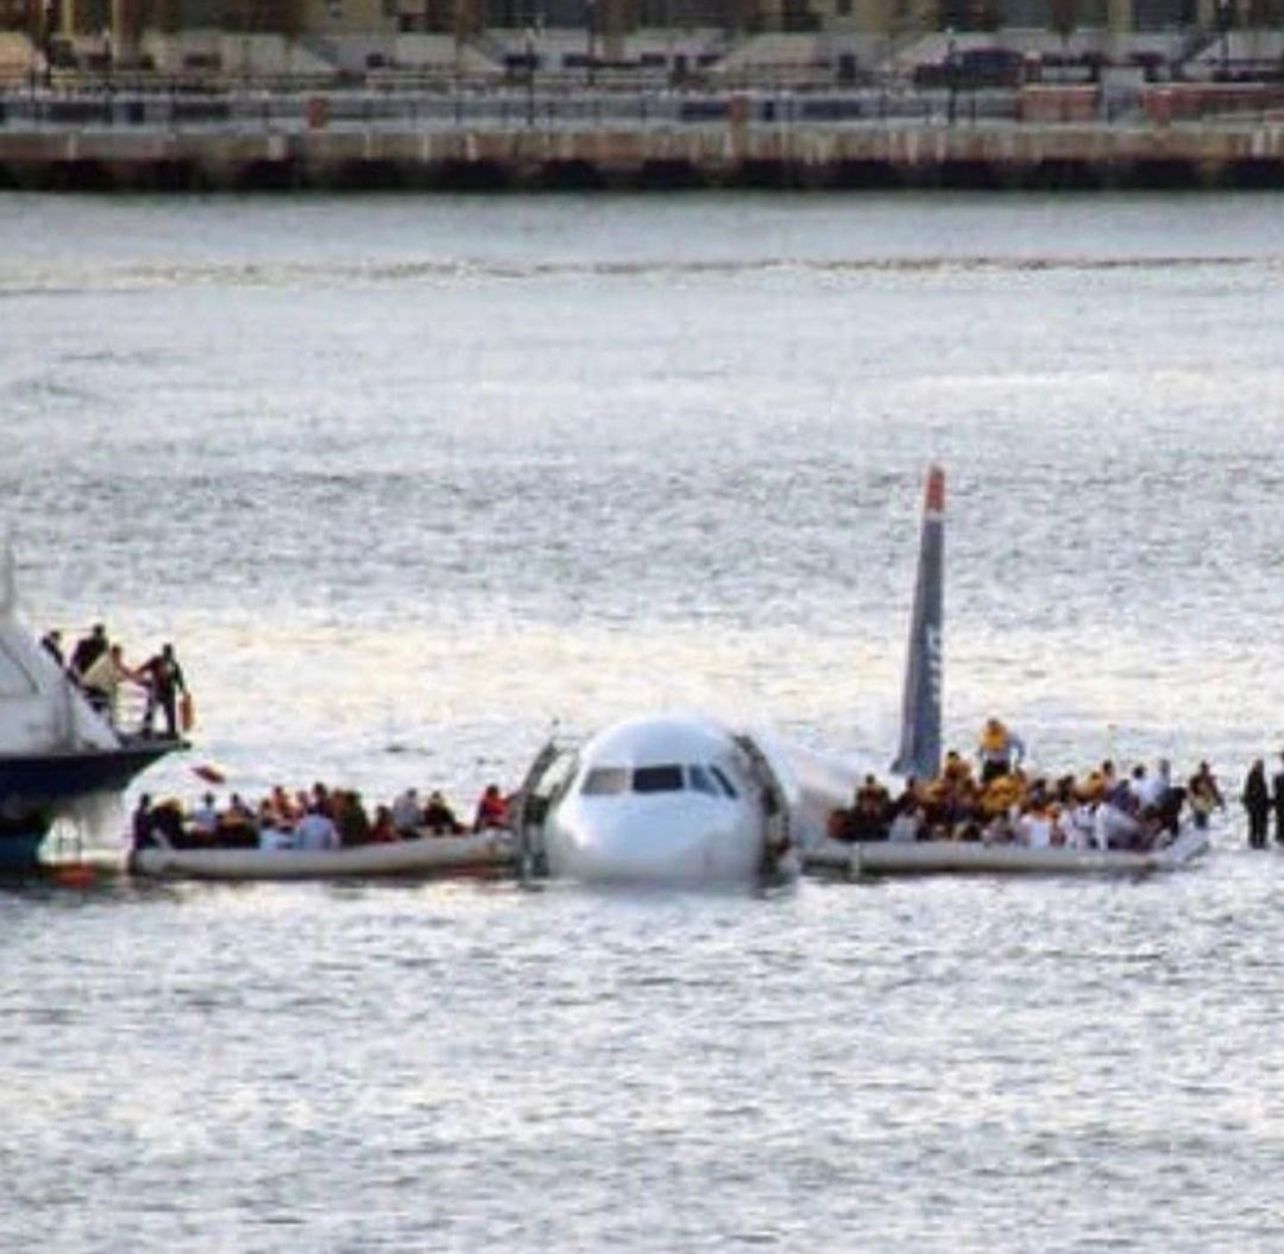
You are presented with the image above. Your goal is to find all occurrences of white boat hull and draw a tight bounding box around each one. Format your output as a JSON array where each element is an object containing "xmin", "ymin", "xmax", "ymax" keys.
[
  {"xmin": 129, "ymin": 832, "xmax": 515, "ymax": 881},
  {"xmin": 803, "ymin": 825, "xmax": 1209, "ymax": 877}
]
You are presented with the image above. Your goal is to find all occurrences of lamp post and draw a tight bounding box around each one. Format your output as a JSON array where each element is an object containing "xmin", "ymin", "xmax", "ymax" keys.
[
  {"xmin": 945, "ymin": 27, "xmax": 957, "ymax": 126},
  {"xmin": 1216, "ymin": 0, "xmax": 1230, "ymax": 80},
  {"xmin": 525, "ymin": 23, "xmax": 536, "ymax": 127},
  {"xmin": 26, "ymin": 0, "xmax": 38, "ymax": 95},
  {"xmin": 40, "ymin": 0, "xmax": 52, "ymax": 88}
]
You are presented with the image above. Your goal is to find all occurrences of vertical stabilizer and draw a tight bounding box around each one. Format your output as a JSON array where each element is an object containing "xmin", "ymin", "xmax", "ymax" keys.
[{"xmin": 890, "ymin": 465, "xmax": 944, "ymax": 781}]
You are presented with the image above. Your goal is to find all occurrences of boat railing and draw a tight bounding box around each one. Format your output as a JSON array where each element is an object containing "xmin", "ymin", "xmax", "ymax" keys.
[{"xmin": 98, "ymin": 680, "xmax": 179, "ymax": 742}]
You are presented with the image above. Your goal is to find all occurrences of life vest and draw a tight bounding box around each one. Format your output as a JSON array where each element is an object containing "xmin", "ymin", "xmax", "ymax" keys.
[{"xmin": 980, "ymin": 722, "xmax": 1009, "ymax": 756}]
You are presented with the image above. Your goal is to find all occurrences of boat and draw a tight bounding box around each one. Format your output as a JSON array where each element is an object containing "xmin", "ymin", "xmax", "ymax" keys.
[
  {"xmin": 0, "ymin": 547, "xmax": 184, "ymax": 872},
  {"xmin": 803, "ymin": 823, "xmax": 1209, "ymax": 879},
  {"xmin": 128, "ymin": 830, "xmax": 516, "ymax": 881}
]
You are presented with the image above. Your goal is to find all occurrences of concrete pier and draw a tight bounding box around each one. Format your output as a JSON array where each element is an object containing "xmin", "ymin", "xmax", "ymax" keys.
[{"xmin": 1, "ymin": 111, "xmax": 1282, "ymax": 191}]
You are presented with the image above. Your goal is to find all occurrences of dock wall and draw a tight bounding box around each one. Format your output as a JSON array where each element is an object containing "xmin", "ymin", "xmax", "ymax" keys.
[{"xmin": 3, "ymin": 120, "xmax": 1283, "ymax": 191}]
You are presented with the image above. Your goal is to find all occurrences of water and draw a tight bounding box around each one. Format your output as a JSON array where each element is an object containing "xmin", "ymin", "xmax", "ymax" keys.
[{"xmin": 3, "ymin": 191, "xmax": 1284, "ymax": 1251}]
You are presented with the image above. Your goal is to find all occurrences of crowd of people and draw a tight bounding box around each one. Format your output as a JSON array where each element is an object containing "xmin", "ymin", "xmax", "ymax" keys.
[
  {"xmin": 130, "ymin": 779, "xmax": 513, "ymax": 852},
  {"xmin": 41, "ymin": 623, "xmax": 190, "ymax": 739},
  {"xmin": 829, "ymin": 717, "xmax": 1225, "ymax": 853}
]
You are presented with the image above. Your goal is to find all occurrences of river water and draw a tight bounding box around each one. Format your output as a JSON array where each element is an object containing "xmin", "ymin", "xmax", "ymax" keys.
[{"xmin": 3, "ymin": 191, "xmax": 1284, "ymax": 1251}]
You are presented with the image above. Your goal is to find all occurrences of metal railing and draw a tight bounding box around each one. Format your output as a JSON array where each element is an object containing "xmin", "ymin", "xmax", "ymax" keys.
[
  {"xmin": 1, "ymin": 79, "xmax": 1280, "ymax": 133},
  {"xmin": 0, "ymin": 84, "xmax": 1027, "ymax": 131}
]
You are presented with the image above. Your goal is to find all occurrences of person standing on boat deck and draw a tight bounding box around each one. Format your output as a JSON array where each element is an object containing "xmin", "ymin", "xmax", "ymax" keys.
[
  {"xmin": 69, "ymin": 623, "xmax": 107, "ymax": 681},
  {"xmin": 978, "ymin": 717, "xmax": 1025, "ymax": 784},
  {"xmin": 80, "ymin": 643, "xmax": 140, "ymax": 725},
  {"xmin": 1270, "ymin": 754, "xmax": 1284, "ymax": 847},
  {"xmin": 130, "ymin": 795, "xmax": 156, "ymax": 851},
  {"xmin": 1187, "ymin": 761, "xmax": 1225, "ymax": 831},
  {"xmin": 139, "ymin": 643, "xmax": 188, "ymax": 739},
  {"xmin": 1242, "ymin": 759, "xmax": 1270, "ymax": 849}
]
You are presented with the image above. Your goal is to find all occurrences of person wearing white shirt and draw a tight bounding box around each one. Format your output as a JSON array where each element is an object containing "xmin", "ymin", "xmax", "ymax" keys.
[
  {"xmin": 190, "ymin": 792, "xmax": 219, "ymax": 838},
  {"xmin": 1018, "ymin": 808, "xmax": 1052, "ymax": 849},
  {"xmin": 1138, "ymin": 760, "xmax": 1170, "ymax": 812},
  {"xmin": 1095, "ymin": 797, "xmax": 1141, "ymax": 850},
  {"xmin": 259, "ymin": 823, "xmax": 294, "ymax": 851},
  {"xmin": 391, "ymin": 788, "xmax": 422, "ymax": 835},
  {"xmin": 294, "ymin": 809, "xmax": 339, "ymax": 851},
  {"xmin": 1066, "ymin": 802, "xmax": 1096, "ymax": 850}
]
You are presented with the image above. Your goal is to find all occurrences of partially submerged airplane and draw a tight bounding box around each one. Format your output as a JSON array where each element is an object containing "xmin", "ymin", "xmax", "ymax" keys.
[{"xmin": 512, "ymin": 466, "xmax": 947, "ymax": 885}]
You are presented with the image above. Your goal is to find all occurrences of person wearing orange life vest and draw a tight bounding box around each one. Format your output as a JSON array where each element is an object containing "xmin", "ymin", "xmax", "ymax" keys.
[
  {"xmin": 473, "ymin": 784, "xmax": 510, "ymax": 832},
  {"xmin": 978, "ymin": 716, "xmax": 1026, "ymax": 785}
]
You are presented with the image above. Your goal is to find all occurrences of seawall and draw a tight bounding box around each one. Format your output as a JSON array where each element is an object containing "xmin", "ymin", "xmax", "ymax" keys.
[{"xmin": 3, "ymin": 118, "xmax": 1283, "ymax": 191}]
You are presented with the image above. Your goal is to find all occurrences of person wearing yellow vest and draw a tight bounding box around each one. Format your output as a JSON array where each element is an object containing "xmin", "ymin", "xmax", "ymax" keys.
[{"xmin": 978, "ymin": 717, "xmax": 1025, "ymax": 784}]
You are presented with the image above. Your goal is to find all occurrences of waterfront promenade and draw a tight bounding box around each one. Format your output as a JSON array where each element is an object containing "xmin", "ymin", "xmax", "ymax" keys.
[{"xmin": 1, "ymin": 87, "xmax": 1281, "ymax": 189}]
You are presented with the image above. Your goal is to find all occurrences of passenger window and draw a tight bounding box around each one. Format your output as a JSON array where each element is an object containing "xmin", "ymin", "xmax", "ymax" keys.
[
  {"xmin": 633, "ymin": 765, "xmax": 684, "ymax": 793},
  {"xmin": 581, "ymin": 767, "xmax": 630, "ymax": 795},
  {"xmin": 709, "ymin": 766, "xmax": 739, "ymax": 799},
  {"xmin": 688, "ymin": 765, "xmax": 719, "ymax": 796}
]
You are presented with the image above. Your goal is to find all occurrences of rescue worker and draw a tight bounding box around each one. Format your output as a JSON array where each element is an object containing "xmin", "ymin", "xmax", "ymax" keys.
[
  {"xmin": 139, "ymin": 642, "xmax": 188, "ymax": 739},
  {"xmin": 70, "ymin": 623, "xmax": 108, "ymax": 681},
  {"xmin": 978, "ymin": 717, "xmax": 1025, "ymax": 784}
]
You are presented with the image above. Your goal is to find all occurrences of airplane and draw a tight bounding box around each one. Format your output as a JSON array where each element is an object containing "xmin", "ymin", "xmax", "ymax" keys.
[{"xmin": 511, "ymin": 464, "xmax": 946, "ymax": 885}]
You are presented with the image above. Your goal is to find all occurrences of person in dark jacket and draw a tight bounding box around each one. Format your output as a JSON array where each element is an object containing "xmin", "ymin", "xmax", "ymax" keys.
[
  {"xmin": 70, "ymin": 623, "xmax": 107, "ymax": 680},
  {"xmin": 130, "ymin": 794, "xmax": 155, "ymax": 850},
  {"xmin": 139, "ymin": 643, "xmax": 188, "ymax": 739},
  {"xmin": 1242, "ymin": 759, "xmax": 1270, "ymax": 849},
  {"xmin": 1271, "ymin": 754, "xmax": 1284, "ymax": 847}
]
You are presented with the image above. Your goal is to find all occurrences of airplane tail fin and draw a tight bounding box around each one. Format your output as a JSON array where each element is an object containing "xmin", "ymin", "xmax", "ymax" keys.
[{"xmin": 890, "ymin": 465, "xmax": 944, "ymax": 782}]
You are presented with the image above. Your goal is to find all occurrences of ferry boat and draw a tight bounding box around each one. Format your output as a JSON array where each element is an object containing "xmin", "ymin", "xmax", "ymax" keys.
[{"xmin": 0, "ymin": 549, "xmax": 183, "ymax": 871}]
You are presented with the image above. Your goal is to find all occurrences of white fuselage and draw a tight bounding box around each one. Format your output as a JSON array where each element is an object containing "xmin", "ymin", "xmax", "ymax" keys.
[{"xmin": 540, "ymin": 716, "xmax": 769, "ymax": 885}]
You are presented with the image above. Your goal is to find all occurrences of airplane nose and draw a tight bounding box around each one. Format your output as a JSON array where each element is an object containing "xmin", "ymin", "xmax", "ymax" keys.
[{"xmin": 552, "ymin": 806, "xmax": 751, "ymax": 884}]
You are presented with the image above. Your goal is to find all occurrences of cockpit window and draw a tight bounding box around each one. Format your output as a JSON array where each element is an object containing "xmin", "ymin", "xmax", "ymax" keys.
[
  {"xmin": 581, "ymin": 767, "xmax": 631, "ymax": 796},
  {"xmin": 709, "ymin": 765, "xmax": 739, "ymax": 799},
  {"xmin": 633, "ymin": 765, "xmax": 685, "ymax": 794},
  {"xmin": 688, "ymin": 765, "xmax": 719, "ymax": 797}
]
